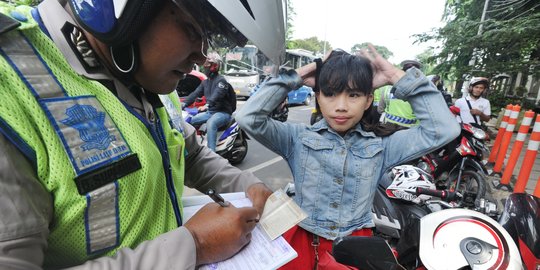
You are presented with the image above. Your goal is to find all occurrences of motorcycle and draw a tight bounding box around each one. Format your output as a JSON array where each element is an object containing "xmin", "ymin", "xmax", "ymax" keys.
[
  {"xmin": 182, "ymin": 107, "xmax": 249, "ymax": 165},
  {"xmin": 338, "ymin": 165, "xmax": 537, "ymax": 269},
  {"xmin": 177, "ymin": 70, "xmax": 249, "ymax": 165},
  {"xmin": 413, "ymin": 105, "xmax": 490, "ymax": 208}
]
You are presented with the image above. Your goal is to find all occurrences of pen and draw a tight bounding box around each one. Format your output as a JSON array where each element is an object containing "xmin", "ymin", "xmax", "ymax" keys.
[{"xmin": 206, "ymin": 189, "xmax": 230, "ymax": 207}]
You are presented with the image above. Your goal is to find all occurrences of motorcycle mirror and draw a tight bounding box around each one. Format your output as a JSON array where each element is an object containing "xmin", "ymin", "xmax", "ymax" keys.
[
  {"xmin": 332, "ymin": 236, "xmax": 404, "ymax": 270},
  {"xmin": 449, "ymin": 105, "xmax": 461, "ymax": 116},
  {"xmin": 176, "ymin": 72, "xmax": 205, "ymax": 97}
]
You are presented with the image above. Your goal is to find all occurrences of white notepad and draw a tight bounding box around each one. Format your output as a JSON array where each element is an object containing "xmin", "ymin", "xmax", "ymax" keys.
[{"xmin": 182, "ymin": 192, "xmax": 298, "ymax": 270}]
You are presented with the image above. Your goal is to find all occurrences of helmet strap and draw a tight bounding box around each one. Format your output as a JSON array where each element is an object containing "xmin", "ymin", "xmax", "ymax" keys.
[{"xmin": 110, "ymin": 43, "xmax": 139, "ymax": 75}]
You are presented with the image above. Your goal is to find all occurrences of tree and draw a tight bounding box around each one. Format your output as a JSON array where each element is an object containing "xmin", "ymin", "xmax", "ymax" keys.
[
  {"xmin": 286, "ymin": 1, "xmax": 296, "ymax": 48},
  {"xmin": 288, "ymin": 36, "xmax": 332, "ymax": 55},
  {"xmin": 350, "ymin": 43, "xmax": 394, "ymax": 59},
  {"xmin": 415, "ymin": 0, "xmax": 540, "ymax": 99}
]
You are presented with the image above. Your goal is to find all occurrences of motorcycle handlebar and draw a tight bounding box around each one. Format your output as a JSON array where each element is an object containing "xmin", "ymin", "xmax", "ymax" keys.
[{"xmin": 416, "ymin": 187, "xmax": 458, "ymax": 202}]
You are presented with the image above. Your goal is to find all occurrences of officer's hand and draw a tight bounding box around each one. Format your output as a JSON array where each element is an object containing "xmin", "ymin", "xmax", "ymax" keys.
[
  {"xmin": 246, "ymin": 183, "xmax": 273, "ymax": 216},
  {"xmin": 184, "ymin": 203, "xmax": 259, "ymax": 265}
]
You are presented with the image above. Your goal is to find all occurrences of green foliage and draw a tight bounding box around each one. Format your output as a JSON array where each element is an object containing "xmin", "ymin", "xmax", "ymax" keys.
[
  {"xmin": 3, "ymin": 0, "xmax": 39, "ymax": 5},
  {"xmin": 489, "ymin": 90, "xmax": 537, "ymax": 114},
  {"xmin": 286, "ymin": 1, "xmax": 296, "ymax": 45},
  {"xmin": 415, "ymin": 0, "xmax": 540, "ymax": 88},
  {"xmin": 288, "ymin": 36, "xmax": 331, "ymax": 55},
  {"xmin": 488, "ymin": 89, "xmax": 508, "ymax": 114},
  {"xmin": 350, "ymin": 43, "xmax": 394, "ymax": 59},
  {"xmin": 514, "ymin": 86, "xmax": 527, "ymax": 97}
]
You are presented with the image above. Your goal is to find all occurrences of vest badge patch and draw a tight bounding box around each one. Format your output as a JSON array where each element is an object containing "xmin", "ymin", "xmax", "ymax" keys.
[{"xmin": 41, "ymin": 96, "xmax": 132, "ymax": 175}]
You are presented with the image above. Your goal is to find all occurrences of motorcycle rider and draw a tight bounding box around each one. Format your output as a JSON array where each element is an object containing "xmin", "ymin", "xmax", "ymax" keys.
[
  {"xmin": 183, "ymin": 52, "xmax": 236, "ymax": 151},
  {"xmin": 454, "ymin": 77, "xmax": 492, "ymax": 128},
  {"xmin": 0, "ymin": 0, "xmax": 285, "ymax": 268}
]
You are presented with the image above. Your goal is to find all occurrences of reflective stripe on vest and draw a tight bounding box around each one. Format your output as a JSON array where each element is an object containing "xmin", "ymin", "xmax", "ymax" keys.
[
  {"xmin": 384, "ymin": 112, "xmax": 417, "ymax": 125},
  {"xmin": 0, "ymin": 30, "xmax": 121, "ymax": 254}
]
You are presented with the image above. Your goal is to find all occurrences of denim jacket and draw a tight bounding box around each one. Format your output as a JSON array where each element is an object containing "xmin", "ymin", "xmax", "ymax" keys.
[{"xmin": 236, "ymin": 68, "xmax": 460, "ymax": 240}]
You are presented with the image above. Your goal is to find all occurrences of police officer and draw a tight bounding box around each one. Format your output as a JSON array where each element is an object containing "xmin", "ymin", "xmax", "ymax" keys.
[
  {"xmin": 377, "ymin": 60, "xmax": 422, "ymax": 127},
  {"xmin": 0, "ymin": 0, "xmax": 286, "ymax": 268}
]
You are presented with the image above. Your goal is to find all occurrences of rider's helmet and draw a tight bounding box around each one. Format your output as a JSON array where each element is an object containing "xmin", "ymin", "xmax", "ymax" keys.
[
  {"xmin": 469, "ymin": 76, "xmax": 490, "ymax": 91},
  {"xmin": 400, "ymin": 60, "xmax": 422, "ymax": 71},
  {"xmin": 468, "ymin": 77, "xmax": 490, "ymax": 98},
  {"xmin": 470, "ymin": 77, "xmax": 490, "ymax": 88},
  {"xmin": 385, "ymin": 165, "xmax": 436, "ymax": 204},
  {"xmin": 204, "ymin": 52, "xmax": 222, "ymax": 75},
  {"xmin": 68, "ymin": 0, "xmax": 286, "ymax": 74}
]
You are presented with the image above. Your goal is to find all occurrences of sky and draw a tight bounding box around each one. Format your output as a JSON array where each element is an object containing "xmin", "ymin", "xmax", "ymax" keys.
[{"xmin": 289, "ymin": 0, "xmax": 447, "ymax": 64}]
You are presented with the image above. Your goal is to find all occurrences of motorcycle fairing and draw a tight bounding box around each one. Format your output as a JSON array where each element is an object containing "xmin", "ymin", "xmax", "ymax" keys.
[
  {"xmin": 332, "ymin": 236, "xmax": 405, "ymax": 270},
  {"xmin": 419, "ymin": 209, "xmax": 523, "ymax": 270},
  {"xmin": 498, "ymin": 193, "xmax": 540, "ymax": 270}
]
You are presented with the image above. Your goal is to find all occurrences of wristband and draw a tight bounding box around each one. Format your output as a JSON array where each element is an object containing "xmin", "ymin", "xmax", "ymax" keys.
[{"xmin": 313, "ymin": 58, "xmax": 323, "ymax": 92}]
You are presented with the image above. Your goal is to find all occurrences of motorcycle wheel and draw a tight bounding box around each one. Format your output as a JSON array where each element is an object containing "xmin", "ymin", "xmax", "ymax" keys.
[
  {"xmin": 228, "ymin": 137, "xmax": 248, "ymax": 165},
  {"xmin": 446, "ymin": 170, "xmax": 486, "ymax": 207}
]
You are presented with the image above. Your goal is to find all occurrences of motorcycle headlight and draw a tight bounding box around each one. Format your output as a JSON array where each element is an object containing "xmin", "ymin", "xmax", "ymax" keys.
[{"xmin": 470, "ymin": 126, "xmax": 486, "ymax": 140}]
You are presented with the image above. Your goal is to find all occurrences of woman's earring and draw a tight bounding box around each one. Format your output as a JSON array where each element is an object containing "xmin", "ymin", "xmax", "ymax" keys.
[{"xmin": 110, "ymin": 44, "xmax": 136, "ymax": 74}]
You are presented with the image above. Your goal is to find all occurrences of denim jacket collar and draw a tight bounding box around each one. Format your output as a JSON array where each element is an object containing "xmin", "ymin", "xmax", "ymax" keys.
[{"xmin": 309, "ymin": 119, "xmax": 377, "ymax": 138}]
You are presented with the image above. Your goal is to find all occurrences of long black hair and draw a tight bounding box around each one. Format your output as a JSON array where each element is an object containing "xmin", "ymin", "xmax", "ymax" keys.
[{"xmin": 314, "ymin": 50, "xmax": 404, "ymax": 137}]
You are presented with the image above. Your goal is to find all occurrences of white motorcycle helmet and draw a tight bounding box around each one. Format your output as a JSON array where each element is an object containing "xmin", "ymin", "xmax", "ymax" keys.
[
  {"xmin": 68, "ymin": 0, "xmax": 287, "ymax": 75},
  {"xmin": 419, "ymin": 209, "xmax": 523, "ymax": 270},
  {"xmin": 386, "ymin": 165, "xmax": 436, "ymax": 204}
]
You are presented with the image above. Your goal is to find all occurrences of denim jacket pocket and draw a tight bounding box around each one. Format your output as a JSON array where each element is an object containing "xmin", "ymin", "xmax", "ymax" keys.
[
  {"xmin": 295, "ymin": 135, "xmax": 334, "ymax": 213},
  {"xmin": 349, "ymin": 142, "xmax": 383, "ymax": 217},
  {"xmin": 300, "ymin": 136, "xmax": 334, "ymax": 151},
  {"xmin": 350, "ymin": 142, "xmax": 383, "ymax": 178}
]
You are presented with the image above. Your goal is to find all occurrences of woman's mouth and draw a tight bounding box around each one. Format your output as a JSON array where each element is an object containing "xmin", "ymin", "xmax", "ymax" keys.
[{"xmin": 333, "ymin": 117, "xmax": 350, "ymax": 124}]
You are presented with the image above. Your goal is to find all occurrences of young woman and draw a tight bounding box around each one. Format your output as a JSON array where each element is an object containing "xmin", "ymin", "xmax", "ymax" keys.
[{"xmin": 236, "ymin": 45, "xmax": 460, "ymax": 269}]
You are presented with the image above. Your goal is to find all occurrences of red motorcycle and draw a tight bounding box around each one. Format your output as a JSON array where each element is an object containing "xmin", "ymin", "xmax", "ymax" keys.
[
  {"xmin": 414, "ymin": 106, "xmax": 490, "ymax": 208},
  {"xmin": 177, "ymin": 70, "xmax": 207, "ymax": 108}
]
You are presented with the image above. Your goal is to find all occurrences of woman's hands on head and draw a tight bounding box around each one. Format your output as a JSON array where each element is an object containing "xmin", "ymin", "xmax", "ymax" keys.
[
  {"xmin": 295, "ymin": 50, "xmax": 333, "ymax": 88},
  {"xmin": 355, "ymin": 43, "xmax": 405, "ymax": 89},
  {"xmin": 296, "ymin": 45, "xmax": 406, "ymax": 90}
]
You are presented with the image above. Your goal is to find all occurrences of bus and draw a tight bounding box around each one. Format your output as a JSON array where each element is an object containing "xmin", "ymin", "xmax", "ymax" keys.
[{"xmin": 223, "ymin": 46, "xmax": 317, "ymax": 98}]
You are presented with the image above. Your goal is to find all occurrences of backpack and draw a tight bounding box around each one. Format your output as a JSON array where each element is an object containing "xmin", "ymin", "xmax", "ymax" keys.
[{"xmin": 226, "ymin": 81, "xmax": 237, "ymax": 112}]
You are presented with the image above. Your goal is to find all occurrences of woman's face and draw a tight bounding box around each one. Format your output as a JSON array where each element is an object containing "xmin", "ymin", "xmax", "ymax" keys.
[
  {"xmin": 316, "ymin": 89, "xmax": 373, "ymax": 135},
  {"xmin": 134, "ymin": 1, "xmax": 207, "ymax": 94}
]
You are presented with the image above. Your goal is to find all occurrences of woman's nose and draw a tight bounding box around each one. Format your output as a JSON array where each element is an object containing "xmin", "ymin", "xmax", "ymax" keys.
[{"xmin": 334, "ymin": 95, "xmax": 348, "ymax": 111}]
